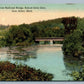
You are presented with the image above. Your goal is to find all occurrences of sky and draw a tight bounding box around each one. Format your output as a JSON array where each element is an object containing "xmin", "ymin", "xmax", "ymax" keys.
[
  {"xmin": 0, "ymin": 1, "xmax": 84, "ymax": 25},
  {"xmin": 0, "ymin": 10, "xmax": 84, "ymax": 25},
  {"xmin": 0, "ymin": 0, "xmax": 84, "ymax": 4}
]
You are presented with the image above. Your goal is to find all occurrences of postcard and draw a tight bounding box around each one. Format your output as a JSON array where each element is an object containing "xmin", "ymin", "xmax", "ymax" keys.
[{"xmin": 0, "ymin": 0, "xmax": 84, "ymax": 84}]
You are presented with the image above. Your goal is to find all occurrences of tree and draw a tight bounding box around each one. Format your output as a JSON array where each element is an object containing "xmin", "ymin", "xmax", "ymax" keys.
[
  {"xmin": 71, "ymin": 65, "xmax": 84, "ymax": 81},
  {"xmin": 62, "ymin": 17, "xmax": 77, "ymax": 34},
  {"xmin": 62, "ymin": 29, "xmax": 84, "ymax": 58},
  {"xmin": 5, "ymin": 25, "xmax": 33, "ymax": 46}
]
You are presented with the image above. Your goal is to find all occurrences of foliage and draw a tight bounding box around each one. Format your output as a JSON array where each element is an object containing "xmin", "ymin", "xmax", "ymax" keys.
[
  {"xmin": 0, "ymin": 61, "xmax": 53, "ymax": 81},
  {"xmin": 29, "ymin": 19, "xmax": 65, "ymax": 38},
  {"xmin": 62, "ymin": 16, "xmax": 77, "ymax": 35},
  {"xmin": 77, "ymin": 18, "xmax": 84, "ymax": 31},
  {"xmin": 5, "ymin": 25, "xmax": 34, "ymax": 46},
  {"xmin": 0, "ymin": 38, "xmax": 6, "ymax": 47},
  {"xmin": 0, "ymin": 17, "xmax": 65, "ymax": 47},
  {"xmin": 1, "ymin": 16, "xmax": 84, "ymax": 47},
  {"xmin": 70, "ymin": 65, "xmax": 84, "ymax": 81},
  {"xmin": 62, "ymin": 17, "xmax": 84, "ymax": 58},
  {"xmin": 0, "ymin": 25, "xmax": 9, "ymax": 30},
  {"xmin": 62, "ymin": 29, "xmax": 84, "ymax": 57}
]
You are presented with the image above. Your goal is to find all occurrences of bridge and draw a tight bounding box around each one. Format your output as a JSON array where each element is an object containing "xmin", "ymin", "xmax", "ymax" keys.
[{"xmin": 35, "ymin": 37, "xmax": 64, "ymax": 44}]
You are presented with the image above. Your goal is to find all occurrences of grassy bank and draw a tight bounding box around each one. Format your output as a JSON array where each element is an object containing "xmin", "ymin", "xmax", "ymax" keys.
[{"xmin": 0, "ymin": 61, "xmax": 53, "ymax": 81}]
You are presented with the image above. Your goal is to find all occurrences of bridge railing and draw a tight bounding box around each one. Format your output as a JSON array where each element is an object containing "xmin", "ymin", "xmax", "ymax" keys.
[
  {"xmin": 35, "ymin": 37, "xmax": 64, "ymax": 39},
  {"xmin": 35, "ymin": 37, "xmax": 64, "ymax": 41}
]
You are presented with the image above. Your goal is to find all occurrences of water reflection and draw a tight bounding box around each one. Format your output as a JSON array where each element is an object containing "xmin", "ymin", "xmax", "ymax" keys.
[
  {"xmin": 64, "ymin": 56, "xmax": 84, "ymax": 72},
  {"xmin": 0, "ymin": 46, "xmax": 38, "ymax": 62},
  {"xmin": 0, "ymin": 45, "xmax": 73, "ymax": 80}
]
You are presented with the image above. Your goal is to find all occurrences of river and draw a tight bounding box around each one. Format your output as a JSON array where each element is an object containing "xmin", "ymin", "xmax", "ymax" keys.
[{"xmin": 0, "ymin": 45, "xmax": 75, "ymax": 81}]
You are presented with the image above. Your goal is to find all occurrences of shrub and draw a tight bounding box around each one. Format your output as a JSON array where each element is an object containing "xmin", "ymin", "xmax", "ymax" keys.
[
  {"xmin": 0, "ymin": 61, "xmax": 53, "ymax": 81},
  {"xmin": 62, "ymin": 29, "xmax": 84, "ymax": 57},
  {"xmin": 70, "ymin": 65, "xmax": 84, "ymax": 81}
]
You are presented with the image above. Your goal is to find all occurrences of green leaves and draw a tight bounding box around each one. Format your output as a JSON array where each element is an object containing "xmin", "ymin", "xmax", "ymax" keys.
[
  {"xmin": 63, "ymin": 28, "xmax": 84, "ymax": 57},
  {"xmin": 70, "ymin": 65, "xmax": 84, "ymax": 81},
  {"xmin": 4, "ymin": 25, "xmax": 33, "ymax": 46}
]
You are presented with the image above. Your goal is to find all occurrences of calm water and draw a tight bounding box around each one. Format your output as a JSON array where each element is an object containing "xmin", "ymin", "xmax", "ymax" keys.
[{"xmin": 0, "ymin": 45, "xmax": 74, "ymax": 81}]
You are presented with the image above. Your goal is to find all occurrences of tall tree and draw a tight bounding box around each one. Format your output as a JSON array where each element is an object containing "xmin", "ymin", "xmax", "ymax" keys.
[{"xmin": 62, "ymin": 17, "xmax": 77, "ymax": 35}]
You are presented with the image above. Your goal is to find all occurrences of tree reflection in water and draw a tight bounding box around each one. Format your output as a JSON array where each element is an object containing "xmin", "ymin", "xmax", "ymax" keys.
[
  {"xmin": 64, "ymin": 56, "xmax": 84, "ymax": 72},
  {"xmin": 7, "ymin": 46, "xmax": 38, "ymax": 62}
]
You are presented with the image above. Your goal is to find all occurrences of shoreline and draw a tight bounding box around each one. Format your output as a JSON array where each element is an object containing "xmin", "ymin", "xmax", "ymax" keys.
[{"xmin": 0, "ymin": 44, "xmax": 63, "ymax": 53}]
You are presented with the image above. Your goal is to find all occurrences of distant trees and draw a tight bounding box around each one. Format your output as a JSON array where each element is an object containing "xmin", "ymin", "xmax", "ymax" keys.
[
  {"xmin": 1, "ymin": 17, "xmax": 82, "ymax": 47},
  {"xmin": 62, "ymin": 17, "xmax": 77, "ymax": 35},
  {"xmin": 5, "ymin": 25, "xmax": 34, "ymax": 46},
  {"xmin": 62, "ymin": 17, "xmax": 84, "ymax": 58},
  {"xmin": 77, "ymin": 18, "xmax": 84, "ymax": 31},
  {"xmin": 44, "ymin": 27, "xmax": 64, "ymax": 37},
  {"xmin": 77, "ymin": 18, "xmax": 84, "ymax": 47},
  {"xmin": 1, "ymin": 19, "xmax": 64, "ymax": 46},
  {"xmin": 29, "ymin": 18, "xmax": 64, "ymax": 38}
]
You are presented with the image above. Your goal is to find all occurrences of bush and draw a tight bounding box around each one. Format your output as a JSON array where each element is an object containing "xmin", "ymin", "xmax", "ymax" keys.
[
  {"xmin": 70, "ymin": 65, "xmax": 84, "ymax": 81},
  {"xmin": 0, "ymin": 38, "xmax": 6, "ymax": 47},
  {"xmin": 5, "ymin": 25, "xmax": 34, "ymax": 46},
  {"xmin": 62, "ymin": 29, "xmax": 84, "ymax": 57},
  {"xmin": 0, "ymin": 61, "xmax": 53, "ymax": 81}
]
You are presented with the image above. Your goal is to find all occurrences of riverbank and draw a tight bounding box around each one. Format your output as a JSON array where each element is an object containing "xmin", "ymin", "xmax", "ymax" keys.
[
  {"xmin": 0, "ymin": 61, "xmax": 53, "ymax": 81},
  {"xmin": 0, "ymin": 44, "xmax": 63, "ymax": 53},
  {"xmin": 0, "ymin": 45, "xmax": 63, "ymax": 59},
  {"xmin": 0, "ymin": 45, "xmax": 73, "ymax": 80}
]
